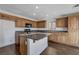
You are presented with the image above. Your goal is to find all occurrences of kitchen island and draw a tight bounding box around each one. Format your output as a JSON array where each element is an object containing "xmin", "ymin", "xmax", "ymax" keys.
[
  {"xmin": 18, "ymin": 32, "xmax": 49, "ymax": 55},
  {"xmin": 15, "ymin": 28, "xmax": 67, "ymax": 55}
]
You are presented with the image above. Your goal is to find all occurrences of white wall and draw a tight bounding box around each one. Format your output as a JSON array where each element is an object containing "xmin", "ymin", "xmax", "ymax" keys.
[
  {"xmin": 0, "ymin": 20, "xmax": 15, "ymax": 47},
  {"xmin": 46, "ymin": 19, "xmax": 56, "ymax": 30}
]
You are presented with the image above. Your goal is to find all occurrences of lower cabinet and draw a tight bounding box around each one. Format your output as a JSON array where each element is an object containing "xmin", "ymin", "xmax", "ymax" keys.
[
  {"xmin": 48, "ymin": 33, "xmax": 58, "ymax": 42},
  {"xmin": 19, "ymin": 35, "xmax": 27, "ymax": 55},
  {"xmin": 15, "ymin": 32, "xmax": 27, "ymax": 55},
  {"xmin": 68, "ymin": 31, "xmax": 79, "ymax": 47},
  {"xmin": 48, "ymin": 32, "xmax": 69, "ymax": 45},
  {"xmin": 48, "ymin": 32, "xmax": 79, "ymax": 47}
]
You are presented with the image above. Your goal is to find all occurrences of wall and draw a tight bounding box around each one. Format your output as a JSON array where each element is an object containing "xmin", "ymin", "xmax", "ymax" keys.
[
  {"xmin": 46, "ymin": 19, "xmax": 56, "ymax": 29},
  {"xmin": 0, "ymin": 20, "xmax": 15, "ymax": 47}
]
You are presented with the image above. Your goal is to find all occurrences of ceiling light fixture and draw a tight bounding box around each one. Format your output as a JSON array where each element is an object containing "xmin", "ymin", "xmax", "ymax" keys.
[
  {"xmin": 35, "ymin": 5, "xmax": 39, "ymax": 9},
  {"xmin": 33, "ymin": 13, "xmax": 36, "ymax": 16},
  {"xmin": 46, "ymin": 14, "xmax": 48, "ymax": 17}
]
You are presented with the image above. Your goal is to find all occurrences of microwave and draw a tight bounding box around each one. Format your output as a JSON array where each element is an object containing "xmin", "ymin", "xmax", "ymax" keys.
[{"xmin": 25, "ymin": 23, "xmax": 32, "ymax": 28}]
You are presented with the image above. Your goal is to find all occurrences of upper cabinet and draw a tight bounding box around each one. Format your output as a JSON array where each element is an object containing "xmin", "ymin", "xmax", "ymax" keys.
[
  {"xmin": 36, "ymin": 21, "xmax": 46, "ymax": 28},
  {"xmin": 56, "ymin": 17, "xmax": 68, "ymax": 27},
  {"xmin": 16, "ymin": 20, "xmax": 37, "ymax": 28},
  {"xmin": 15, "ymin": 20, "xmax": 46, "ymax": 28},
  {"xmin": 0, "ymin": 13, "xmax": 37, "ymax": 28},
  {"xmin": 68, "ymin": 15, "xmax": 79, "ymax": 31},
  {"xmin": 15, "ymin": 19, "xmax": 37, "ymax": 28},
  {"xmin": 0, "ymin": 13, "xmax": 46, "ymax": 28}
]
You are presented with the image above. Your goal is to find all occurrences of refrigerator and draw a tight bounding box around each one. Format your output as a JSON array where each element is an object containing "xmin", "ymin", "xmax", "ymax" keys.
[{"xmin": 0, "ymin": 19, "xmax": 15, "ymax": 47}]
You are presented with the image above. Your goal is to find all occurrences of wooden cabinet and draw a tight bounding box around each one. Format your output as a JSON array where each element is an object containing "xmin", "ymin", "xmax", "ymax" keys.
[
  {"xmin": 15, "ymin": 32, "xmax": 27, "ymax": 55},
  {"xmin": 56, "ymin": 17, "xmax": 68, "ymax": 27},
  {"xmin": 0, "ymin": 13, "xmax": 45, "ymax": 28},
  {"xmin": 15, "ymin": 19, "xmax": 37, "ymax": 28},
  {"xmin": 15, "ymin": 20, "xmax": 46, "ymax": 28},
  {"xmin": 68, "ymin": 16, "xmax": 79, "ymax": 31},
  {"xmin": 57, "ymin": 32, "xmax": 68, "ymax": 44},
  {"xmin": 19, "ymin": 34, "xmax": 27, "ymax": 55},
  {"xmin": 68, "ymin": 15, "xmax": 79, "ymax": 47},
  {"xmin": 15, "ymin": 20, "xmax": 23, "ymax": 27},
  {"xmin": 48, "ymin": 33, "xmax": 58, "ymax": 42},
  {"xmin": 48, "ymin": 32, "xmax": 68, "ymax": 45},
  {"xmin": 68, "ymin": 31, "xmax": 79, "ymax": 46},
  {"xmin": 36, "ymin": 21, "xmax": 46, "ymax": 28},
  {"xmin": 49, "ymin": 15, "xmax": 79, "ymax": 47}
]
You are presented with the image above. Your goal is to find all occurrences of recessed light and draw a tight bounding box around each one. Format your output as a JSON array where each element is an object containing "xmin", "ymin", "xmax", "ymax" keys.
[
  {"xmin": 46, "ymin": 14, "xmax": 48, "ymax": 17},
  {"xmin": 33, "ymin": 13, "xmax": 36, "ymax": 16},
  {"xmin": 35, "ymin": 6, "xmax": 39, "ymax": 9}
]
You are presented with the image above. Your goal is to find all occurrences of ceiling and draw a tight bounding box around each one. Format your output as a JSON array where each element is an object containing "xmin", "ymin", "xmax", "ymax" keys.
[{"xmin": 0, "ymin": 4, "xmax": 79, "ymax": 21}]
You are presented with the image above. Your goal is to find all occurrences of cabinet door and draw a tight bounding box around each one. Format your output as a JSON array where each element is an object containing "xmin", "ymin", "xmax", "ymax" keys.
[
  {"xmin": 16, "ymin": 20, "xmax": 23, "ymax": 27},
  {"xmin": 68, "ymin": 16, "xmax": 79, "ymax": 31},
  {"xmin": 68, "ymin": 16, "xmax": 79, "ymax": 47},
  {"xmin": 20, "ymin": 36, "xmax": 27, "ymax": 55},
  {"xmin": 68, "ymin": 31, "xmax": 79, "ymax": 46},
  {"xmin": 48, "ymin": 33, "xmax": 58, "ymax": 42},
  {"xmin": 37, "ymin": 21, "xmax": 46, "ymax": 28},
  {"xmin": 56, "ymin": 18, "xmax": 68, "ymax": 27},
  {"xmin": 58, "ymin": 33, "xmax": 68, "ymax": 44},
  {"xmin": 48, "ymin": 32, "xmax": 68, "ymax": 44}
]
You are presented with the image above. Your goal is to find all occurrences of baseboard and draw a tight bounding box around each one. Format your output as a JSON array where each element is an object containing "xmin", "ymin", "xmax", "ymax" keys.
[{"xmin": 0, "ymin": 42, "xmax": 15, "ymax": 48}]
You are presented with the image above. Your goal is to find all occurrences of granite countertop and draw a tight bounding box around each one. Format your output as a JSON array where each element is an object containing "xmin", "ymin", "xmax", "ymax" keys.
[
  {"xmin": 27, "ymin": 34, "xmax": 47, "ymax": 40},
  {"xmin": 19, "ymin": 33, "xmax": 48, "ymax": 43},
  {"xmin": 30, "ymin": 30, "xmax": 68, "ymax": 33},
  {"xmin": 26, "ymin": 33, "xmax": 48, "ymax": 43},
  {"xmin": 19, "ymin": 29, "xmax": 67, "ymax": 43}
]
